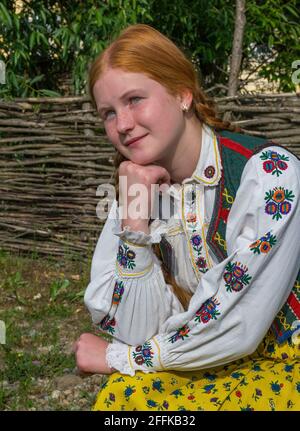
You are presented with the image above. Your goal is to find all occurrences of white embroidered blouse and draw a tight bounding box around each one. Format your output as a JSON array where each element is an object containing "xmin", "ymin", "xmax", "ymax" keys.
[{"xmin": 84, "ymin": 125, "xmax": 300, "ymax": 376}]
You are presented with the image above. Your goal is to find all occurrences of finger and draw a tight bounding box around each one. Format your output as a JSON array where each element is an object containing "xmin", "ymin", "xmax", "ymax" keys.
[
  {"xmin": 159, "ymin": 182, "xmax": 170, "ymax": 193},
  {"xmin": 156, "ymin": 168, "xmax": 171, "ymax": 186},
  {"xmin": 159, "ymin": 173, "xmax": 171, "ymax": 186}
]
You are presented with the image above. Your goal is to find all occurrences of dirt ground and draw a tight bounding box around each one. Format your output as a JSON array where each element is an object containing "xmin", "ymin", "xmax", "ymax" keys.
[{"xmin": 0, "ymin": 249, "xmax": 108, "ymax": 411}]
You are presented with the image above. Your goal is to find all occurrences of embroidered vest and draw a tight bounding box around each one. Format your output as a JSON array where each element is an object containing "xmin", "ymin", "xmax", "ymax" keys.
[{"xmin": 206, "ymin": 130, "xmax": 300, "ymax": 344}]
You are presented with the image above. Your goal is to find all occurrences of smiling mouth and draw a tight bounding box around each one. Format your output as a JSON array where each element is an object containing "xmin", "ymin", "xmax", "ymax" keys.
[{"xmin": 125, "ymin": 134, "xmax": 148, "ymax": 147}]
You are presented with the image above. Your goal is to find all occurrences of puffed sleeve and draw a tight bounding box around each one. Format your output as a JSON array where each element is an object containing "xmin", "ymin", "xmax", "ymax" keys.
[
  {"xmin": 106, "ymin": 146, "xmax": 300, "ymax": 375},
  {"xmin": 84, "ymin": 199, "xmax": 184, "ymax": 346}
]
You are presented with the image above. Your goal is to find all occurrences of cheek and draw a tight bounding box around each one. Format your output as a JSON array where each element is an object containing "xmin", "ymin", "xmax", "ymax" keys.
[
  {"xmin": 139, "ymin": 100, "xmax": 180, "ymax": 132},
  {"xmin": 105, "ymin": 123, "xmax": 118, "ymax": 143},
  {"xmin": 156, "ymin": 108, "xmax": 183, "ymax": 137}
]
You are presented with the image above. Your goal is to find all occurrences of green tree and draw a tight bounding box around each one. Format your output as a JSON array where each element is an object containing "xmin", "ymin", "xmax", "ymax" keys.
[{"xmin": 0, "ymin": 0, "xmax": 299, "ymax": 98}]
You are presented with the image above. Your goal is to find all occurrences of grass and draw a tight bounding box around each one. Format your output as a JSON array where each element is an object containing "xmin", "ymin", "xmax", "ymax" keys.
[{"xmin": 0, "ymin": 248, "xmax": 98, "ymax": 410}]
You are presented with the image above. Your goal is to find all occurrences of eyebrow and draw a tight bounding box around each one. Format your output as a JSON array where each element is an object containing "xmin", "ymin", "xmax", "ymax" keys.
[{"xmin": 97, "ymin": 88, "xmax": 145, "ymax": 114}]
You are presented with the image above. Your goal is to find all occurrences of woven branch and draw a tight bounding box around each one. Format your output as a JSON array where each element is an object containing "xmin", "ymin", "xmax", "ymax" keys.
[{"xmin": 0, "ymin": 93, "xmax": 299, "ymax": 259}]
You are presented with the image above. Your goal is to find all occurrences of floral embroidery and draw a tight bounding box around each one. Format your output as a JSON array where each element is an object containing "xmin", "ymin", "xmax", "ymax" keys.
[
  {"xmin": 189, "ymin": 229, "xmax": 208, "ymax": 273},
  {"xmin": 194, "ymin": 296, "xmax": 221, "ymax": 324},
  {"xmin": 270, "ymin": 381, "xmax": 284, "ymax": 395},
  {"xmin": 183, "ymin": 185, "xmax": 209, "ymax": 276},
  {"xmin": 260, "ymin": 150, "xmax": 289, "ymax": 177},
  {"xmin": 204, "ymin": 165, "xmax": 215, "ymax": 179},
  {"xmin": 191, "ymin": 234, "xmax": 202, "ymax": 251},
  {"xmin": 235, "ymin": 390, "xmax": 242, "ymax": 400},
  {"xmin": 204, "ymin": 372, "xmax": 217, "ymax": 382},
  {"xmin": 223, "ymin": 382, "xmax": 232, "ymax": 391},
  {"xmin": 196, "ymin": 257, "xmax": 208, "ymax": 272},
  {"xmin": 223, "ymin": 261, "xmax": 252, "ymax": 293},
  {"xmin": 168, "ymin": 324, "xmax": 191, "ymax": 343},
  {"xmin": 104, "ymin": 392, "xmax": 116, "ymax": 407},
  {"xmin": 147, "ymin": 400, "xmax": 170, "ymax": 410},
  {"xmin": 203, "ymin": 384, "xmax": 217, "ymax": 394},
  {"xmin": 252, "ymin": 388, "xmax": 263, "ymax": 401},
  {"xmin": 112, "ymin": 376, "xmax": 125, "ymax": 383},
  {"xmin": 188, "ymin": 226, "xmax": 208, "ymax": 274},
  {"xmin": 94, "ymin": 331, "xmax": 299, "ymax": 412},
  {"xmin": 171, "ymin": 388, "xmax": 184, "ymax": 398},
  {"xmin": 132, "ymin": 341, "xmax": 154, "ymax": 368},
  {"xmin": 146, "ymin": 399, "xmax": 158, "ymax": 408},
  {"xmin": 241, "ymin": 405, "xmax": 255, "ymax": 411},
  {"xmin": 187, "ymin": 393, "xmax": 196, "ymax": 401},
  {"xmin": 210, "ymin": 397, "xmax": 222, "ymax": 407},
  {"xmin": 162, "ymin": 401, "xmax": 169, "ymax": 410},
  {"xmin": 124, "ymin": 385, "xmax": 136, "ymax": 401},
  {"xmin": 231, "ymin": 371, "xmax": 245, "ymax": 380},
  {"xmin": 249, "ymin": 232, "xmax": 277, "ymax": 255},
  {"xmin": 265, "ymin": 187, "xmax": 295, "ymax": 221},
  {"xmin": 112, "ymin": 280, "xmax": 124, "ymax": 305},
  {"xmin": 152, "ymin": 378, "xmax": 165, "ymax": 393},
  {"xmin": 186, "ymin": 212, "xmax": 197, "ymax": 223},
  {"xmin": 99, "ymin": 315, "xmax": 116, "ymax": 334},
  {"xmin": 117, "ymin": 243, "xmax": 136, "ymax": 270}
]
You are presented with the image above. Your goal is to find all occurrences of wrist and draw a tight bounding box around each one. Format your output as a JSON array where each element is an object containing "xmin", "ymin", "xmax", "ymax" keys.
[{"xmin": 122, "ymin": 219, "xmax": 150, "ymax": 234}]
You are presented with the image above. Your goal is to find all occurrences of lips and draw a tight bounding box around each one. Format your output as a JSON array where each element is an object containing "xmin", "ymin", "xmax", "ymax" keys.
[{"xmin": 124, "ymin": 133, "xmax": 148, "ymax": 146}]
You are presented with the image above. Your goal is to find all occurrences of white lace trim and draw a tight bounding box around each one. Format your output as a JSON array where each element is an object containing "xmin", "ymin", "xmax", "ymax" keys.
[
  {"xmin": 106, "ymin": 342, "xmax": 135, "ymax": 376},
  {"xmin": 113, "ymin": 223, "xmax": 167, "ymax": 245}
]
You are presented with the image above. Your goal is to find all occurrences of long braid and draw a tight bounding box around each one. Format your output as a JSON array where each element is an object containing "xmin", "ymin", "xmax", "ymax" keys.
[
  {"xmin": 193, "ymin": 86, "xmax": 240, "ymax": 133},
  {"xmin": 152, "ymin": 97, "xmax": 239, "ymax": 310},
  {"xmin": 114, "ymin": 150, "xmax": 194, "ymax": 309}
]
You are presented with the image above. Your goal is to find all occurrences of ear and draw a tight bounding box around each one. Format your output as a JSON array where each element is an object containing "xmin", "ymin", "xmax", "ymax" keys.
[{"xmin": 178, "ymin": 89, "xmax": 193, "ymax": 110}]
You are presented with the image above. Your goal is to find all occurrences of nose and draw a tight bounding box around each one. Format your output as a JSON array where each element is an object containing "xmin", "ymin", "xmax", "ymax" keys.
[{"xmin": 116, "ymin": 108, "xmax": 135, "ymax": 134}]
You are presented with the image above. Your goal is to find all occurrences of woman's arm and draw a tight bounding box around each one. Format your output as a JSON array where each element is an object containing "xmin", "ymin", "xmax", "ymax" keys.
[
  {"xmin": 84, "ymin": 160, "xmax": 188, "ymax": 346},
  {"xmin": 105, "ymin": 146, "xmax": 300, "ymax": 375}
]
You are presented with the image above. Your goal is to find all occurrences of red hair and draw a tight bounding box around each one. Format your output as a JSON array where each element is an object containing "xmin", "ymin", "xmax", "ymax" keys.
[{"xmin": 89, "ymin": 24, "xmax": 237, "ymax": 309}]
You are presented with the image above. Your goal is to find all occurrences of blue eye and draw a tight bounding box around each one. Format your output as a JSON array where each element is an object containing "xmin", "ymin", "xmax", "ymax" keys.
[
  {"xmin": 130, "ymin": 96, "xmax": 142, "ymax": 104},
  {"xmin": 104, "ymin": 110, "xmax": 116, "ymax": 120}
]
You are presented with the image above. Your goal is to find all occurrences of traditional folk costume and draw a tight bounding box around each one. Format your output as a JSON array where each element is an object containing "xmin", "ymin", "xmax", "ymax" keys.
[{"xmin": 85, "ymin": 125, "xmax": 300, "ymax": 411}]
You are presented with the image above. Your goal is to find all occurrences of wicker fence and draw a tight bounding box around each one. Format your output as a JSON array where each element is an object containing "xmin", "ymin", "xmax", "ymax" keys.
[{"xmin": 0, "ymin": 93, "xmax": 299, "ymax": 258}]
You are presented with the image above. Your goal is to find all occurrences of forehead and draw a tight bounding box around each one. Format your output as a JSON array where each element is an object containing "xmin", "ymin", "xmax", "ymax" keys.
[{"xmin": 93, "ymin": 68, "xmax": 169, "ymax": 107}]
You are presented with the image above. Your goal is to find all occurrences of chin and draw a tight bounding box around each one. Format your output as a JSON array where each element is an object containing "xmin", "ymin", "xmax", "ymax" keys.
[{"xmin": 129, "ymin": 154, "xmax": 156, "ymax": 166}]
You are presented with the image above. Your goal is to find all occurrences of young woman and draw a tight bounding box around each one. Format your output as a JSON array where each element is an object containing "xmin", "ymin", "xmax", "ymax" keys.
[{"xmin": 73, "ymin": 24, "xmax": 300, "ymax": 411}]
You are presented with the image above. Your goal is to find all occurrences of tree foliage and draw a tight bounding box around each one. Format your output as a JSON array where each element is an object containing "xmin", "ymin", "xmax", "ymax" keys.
[{"xmin": 0, "ymin": 0, "xmax": 299, "ymax": 98}]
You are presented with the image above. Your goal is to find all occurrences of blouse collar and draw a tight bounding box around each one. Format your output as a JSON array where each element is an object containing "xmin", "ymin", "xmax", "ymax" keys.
[{"xmin": 182, "ymin": 124, "xmax": 222, "ymax": 187}]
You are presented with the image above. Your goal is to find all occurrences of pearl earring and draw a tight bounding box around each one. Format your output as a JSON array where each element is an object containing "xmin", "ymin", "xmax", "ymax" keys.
[{"xmin": 181, "ymin": 103, "xmax": 189, "ymax": 112}]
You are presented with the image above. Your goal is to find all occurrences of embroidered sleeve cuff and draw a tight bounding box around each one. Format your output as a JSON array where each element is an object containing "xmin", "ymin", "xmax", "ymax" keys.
[
  {"xmin": 116, "ymin": 238, "xmax": 154, "ymax": 278},
  {"xmin": 106, "ymin": 342, "xmax": 134, "ymax": 376},
  {"xmin": 128, "ymin": 337, "xmax": 164, "ymax": 374},
  {"xmin": 113, "ymin": 224, "xmax": 167, "ymax": 245}
]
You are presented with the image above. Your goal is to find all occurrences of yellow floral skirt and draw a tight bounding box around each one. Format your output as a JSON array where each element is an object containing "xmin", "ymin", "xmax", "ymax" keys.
[{"xmin": 93, "ymin": 331, "xmax": 300, "ymax": 411}]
